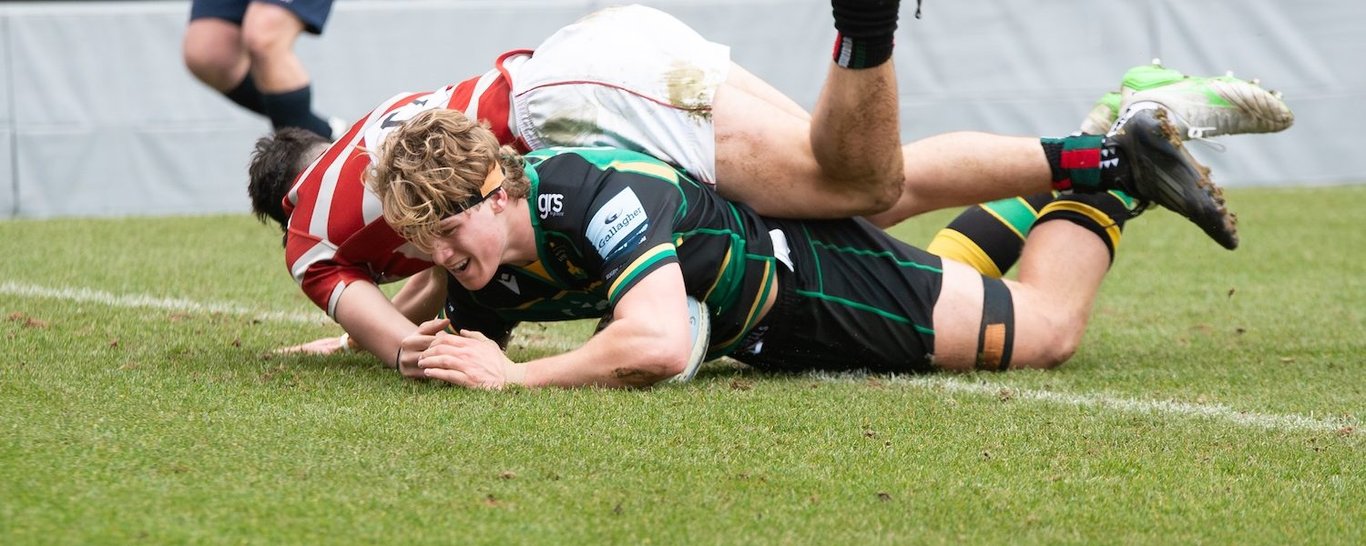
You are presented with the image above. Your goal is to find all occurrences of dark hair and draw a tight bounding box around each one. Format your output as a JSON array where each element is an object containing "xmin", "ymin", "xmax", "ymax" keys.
[{"xmin": 247, "ymin": 128, "xmax": 330, "ymax": 231}]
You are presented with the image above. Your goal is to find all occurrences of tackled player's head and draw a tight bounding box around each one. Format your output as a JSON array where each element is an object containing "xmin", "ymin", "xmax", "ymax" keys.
[
  {"xmin": 247, "ymin": 128, "xmax": 330, "ymax": 232},
  {"xmin": 367, "ymin": 109, "xmax": 528, "ymax": 250}
]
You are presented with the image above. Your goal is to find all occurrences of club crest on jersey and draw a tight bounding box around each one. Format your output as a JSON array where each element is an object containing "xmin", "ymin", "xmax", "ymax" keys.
[
  {"xmin": 587, "ymin": 189, "xmax": 648, "ymax": 263},
  {"xmin": 548, "ymin": 240, "xmax": 589, "ymax": 280}
]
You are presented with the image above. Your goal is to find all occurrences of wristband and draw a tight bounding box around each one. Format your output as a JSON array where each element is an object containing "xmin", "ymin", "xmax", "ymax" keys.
[
  {"xmin": 338, "ymin": 333, "xmax": 353, "ymax": 353},
  {"xmin": 504, "ymin": 362, "xmax": 528, "ymax": 386},
  {"xmin": 394, "ymin": 347, "xmax": 404, "ymax": 372}
]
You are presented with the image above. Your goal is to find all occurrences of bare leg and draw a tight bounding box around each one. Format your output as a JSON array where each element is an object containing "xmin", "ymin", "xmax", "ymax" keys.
[
  {"xmin": 714, "ymin": 66, "xmax": 1056, "ymax": 223},
  {"xmin": 183, "ymin": 18, "xmax": 249, "ymax": 92},
  {"xmin": 869, "ymin": 133, "xmax": 1055, "ymax": 226},
  {"xmin": 242, "ymin": 3, "xmax": 331, "ymax": 137},
  {"xmin": 721, "ymin": 64, "xmax": 811, "ymax": 121},
  {"xmin": 810, "ymin": 61, "xmax": 905, "ymax": 213},
  {"xmin": 241, "ymin": 3, "xmax": 309, "ymax": 93},
  {"xmin": 932, "ymin": 220, "xmax": 1110, "ymax": 372},
  {"xmin": 712, "ymin": 66, "xmax": 829, "ymax": 217},
  {"xmin": 713, "ymin": 60, "xmax": 904, "ymax": 218},
  {"xmin": 1006, "ymin": 221, "xmax": 1109, "ymax": 366}
]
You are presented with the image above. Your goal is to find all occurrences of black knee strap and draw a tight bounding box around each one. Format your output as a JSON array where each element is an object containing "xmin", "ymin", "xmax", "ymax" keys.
[{"xmin": 976, "ymin": 276, "xmax": 1015, "ymax": 371}]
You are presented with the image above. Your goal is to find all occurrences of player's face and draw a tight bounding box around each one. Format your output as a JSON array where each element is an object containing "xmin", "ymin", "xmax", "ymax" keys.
[
  {"xmin": 427, "ymin": 168, "xmax": 507, "ymax": 290},
  {"xmin": 428, "ymin": 203, "xmax": 505, "ymax": 290}
]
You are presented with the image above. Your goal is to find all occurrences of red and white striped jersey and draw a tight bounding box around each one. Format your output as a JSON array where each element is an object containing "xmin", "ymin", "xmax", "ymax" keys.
[{"xmin": 282, "ymin": 50, "xmax": 532, "ymax": 317}]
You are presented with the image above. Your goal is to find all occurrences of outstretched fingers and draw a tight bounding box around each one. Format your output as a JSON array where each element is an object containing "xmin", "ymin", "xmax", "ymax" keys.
[{"xmin": 418, "ymin": 330, "xmax": 511, "ymax": 389}]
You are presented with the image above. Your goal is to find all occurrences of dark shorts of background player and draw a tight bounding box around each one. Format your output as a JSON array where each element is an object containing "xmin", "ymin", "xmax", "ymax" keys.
[
  {"xmin": 729, "ymin": 218, "xmax": 942, "ymax": 375},
  {"xmin": 190, "ymin": 0, "xmax": 334, "ymax": 34}
]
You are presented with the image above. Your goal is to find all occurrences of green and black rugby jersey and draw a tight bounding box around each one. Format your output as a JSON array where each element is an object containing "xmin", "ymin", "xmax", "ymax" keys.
[{"xmin": 442, "ymin": 147, "xmax": 778, "ymax": 359}]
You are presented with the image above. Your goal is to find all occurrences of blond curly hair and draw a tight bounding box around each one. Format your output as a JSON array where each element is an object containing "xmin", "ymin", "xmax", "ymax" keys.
[{"xmin": 366, "ymin": 109, "xmax": 529, "ymax": 250}]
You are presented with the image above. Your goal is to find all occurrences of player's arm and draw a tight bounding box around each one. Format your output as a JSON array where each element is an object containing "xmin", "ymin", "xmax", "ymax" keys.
[
  {"xmin": 273, "ymin": 269, "xmax": 446, "ymax": 362},
  {"xmin": 333, "ymin": 280, "xmax": 448, "ymax": 378},
  {"xmin": 416, "ymin": 264, "xmax": 692, "ymax": 389},
  {"xmin": 390, "ymin": 266, "xmax": 447, "ymax": 323}
]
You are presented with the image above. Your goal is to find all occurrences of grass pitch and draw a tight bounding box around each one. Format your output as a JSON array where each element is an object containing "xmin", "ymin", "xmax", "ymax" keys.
[{"xmin": 1, "ymin": 186, "xmax": 1362, "ymax": 544}]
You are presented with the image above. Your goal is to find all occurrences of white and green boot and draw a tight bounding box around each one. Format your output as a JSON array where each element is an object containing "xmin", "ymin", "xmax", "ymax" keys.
[
  {"xmin": 1079, "ymin": 91, "xmax": 1123, "ymax": 135},
  {"xmin": 1080, "ymin": 59, "xmax": 1295, "ymax": 139}
]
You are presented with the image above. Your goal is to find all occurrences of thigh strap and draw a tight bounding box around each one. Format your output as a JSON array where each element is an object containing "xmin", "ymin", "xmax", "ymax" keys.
[{"xmin": 975, "ymin": 276, "xmax": 1015, "ymax": 371}]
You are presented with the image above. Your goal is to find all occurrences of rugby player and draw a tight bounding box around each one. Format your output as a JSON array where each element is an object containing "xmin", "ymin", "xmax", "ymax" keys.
[
  {"xmin": 248, "ymin": 3, "xmax": 1291, "ymax": 373},
  {"xmin": 369, "ymin": 106, "xmax": 1235, "ymax": 387},
  {"xmin": 184, "ymin": 0, "xmax": 344, "ymax": 139}
]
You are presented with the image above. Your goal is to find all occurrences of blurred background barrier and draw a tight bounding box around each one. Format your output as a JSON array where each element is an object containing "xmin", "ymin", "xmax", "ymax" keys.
[{"xmin": 1, "ymin": 0, "xmax": 1362, "ymax": 218}]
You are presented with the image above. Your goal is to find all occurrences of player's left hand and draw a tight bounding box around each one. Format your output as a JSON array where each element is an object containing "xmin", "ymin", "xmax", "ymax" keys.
[{"xmin": 418, "ymin": 329, "xmax": 516, "ymax": 389}]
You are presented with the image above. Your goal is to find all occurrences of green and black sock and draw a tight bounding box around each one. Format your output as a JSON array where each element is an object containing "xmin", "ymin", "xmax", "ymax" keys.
[
  {"xmin": 1034, "ymin": 191, "xmax": 1137, "ymax": 264},
  {"xmin": 927, "ymin": 193, "xmax": 1055, "ymax": 277},
  {"xmin": 929, "ymin": 189, "xmax": 1140, "ymax": 274}
]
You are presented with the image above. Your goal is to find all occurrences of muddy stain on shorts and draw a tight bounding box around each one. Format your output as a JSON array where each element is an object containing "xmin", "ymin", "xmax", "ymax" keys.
[
  {"xmin": 665, "ymin": 61, "xmax": 713, "ymax": 122},
  {"xmin": 536, "ymin": 101, "xmax": 602, "ymax": 147}
]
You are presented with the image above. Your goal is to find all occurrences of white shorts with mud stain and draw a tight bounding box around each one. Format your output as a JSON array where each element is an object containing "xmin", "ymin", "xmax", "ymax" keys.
[{"xmin": 508, "ymin": 4, "xmax": 732, "ymax": 185}]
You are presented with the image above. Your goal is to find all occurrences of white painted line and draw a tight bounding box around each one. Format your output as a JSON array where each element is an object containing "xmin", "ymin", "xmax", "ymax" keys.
[
  {"xmin": 3, "ymin": 280, "xmax": 1356, "ymax": 434},
  {"xmin": 0, "ymin": 281, "xmax": 328, "ymax": 325},
  {"xmin": 809, "ymin": 372, "xmax": 1359, "ymax": 434}
]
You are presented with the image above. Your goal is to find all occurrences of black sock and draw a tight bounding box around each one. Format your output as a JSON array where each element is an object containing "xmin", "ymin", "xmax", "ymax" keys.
[
  {"xmin": 261, "ymin": 84, "xmax": 331, "ymax": 138},
  {"xmin": 224, "ymin": 76, "xmax": 267, "ymax": 116},
  {"xmin": 831, "ymin": 0, "xmax": 900, "ymax": 68}
]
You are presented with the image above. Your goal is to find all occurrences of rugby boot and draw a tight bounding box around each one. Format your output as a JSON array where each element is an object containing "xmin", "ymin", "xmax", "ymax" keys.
[
  {"xmin": 1079, "ymin": 91, "xmax": 1122, "ymax": 135},
  {"xmin": 1108, "ymin": 104, "xmax": 1238, "ymax": 250},
  {"xmin": 1082, "ymin": 60, "xmax": 1295, "ymax": 139}
]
